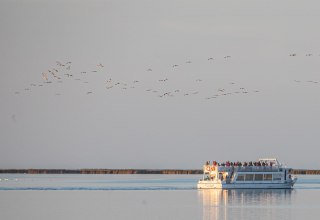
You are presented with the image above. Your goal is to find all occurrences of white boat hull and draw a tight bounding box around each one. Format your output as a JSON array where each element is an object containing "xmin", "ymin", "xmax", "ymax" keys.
[{"xmin": 197, "ymin": 180, "xmax": 296, "ymax": 189}]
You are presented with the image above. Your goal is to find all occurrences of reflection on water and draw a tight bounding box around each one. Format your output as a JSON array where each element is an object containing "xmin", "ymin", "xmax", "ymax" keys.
[{"xmin": 199, "ymin": 189, "xmax": 295, "ymax": 220}]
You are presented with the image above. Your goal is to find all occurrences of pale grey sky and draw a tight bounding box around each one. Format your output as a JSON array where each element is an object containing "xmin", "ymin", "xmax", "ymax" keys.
[{"xmin": 0, "ymin": 0, "xmax": 319, "ymax": 169}]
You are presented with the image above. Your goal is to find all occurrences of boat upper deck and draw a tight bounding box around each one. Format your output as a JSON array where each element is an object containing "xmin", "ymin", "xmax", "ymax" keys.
[{"xmin": 203, "ymin": 158, "xmax": 289, "ymax": 173}]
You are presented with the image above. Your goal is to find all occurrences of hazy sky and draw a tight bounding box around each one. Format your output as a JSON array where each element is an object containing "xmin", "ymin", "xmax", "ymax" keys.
[{"xmin": 1, "ymin": 0, "xmax": 319, "ymax": 169}]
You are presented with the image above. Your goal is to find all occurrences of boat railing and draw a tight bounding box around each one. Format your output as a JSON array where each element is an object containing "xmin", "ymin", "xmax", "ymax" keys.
[{"xmin": 217, "ymin": 166, "xmax": 280, "ymax": 172}]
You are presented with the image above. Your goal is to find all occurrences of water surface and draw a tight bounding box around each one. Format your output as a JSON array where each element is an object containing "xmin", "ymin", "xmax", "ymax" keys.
[{"xmin": 0, "ymin": 174, "xmax": 319, "ymax": 220}]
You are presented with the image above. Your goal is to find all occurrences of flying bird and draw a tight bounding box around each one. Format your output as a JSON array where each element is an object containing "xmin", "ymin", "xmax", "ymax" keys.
[
  {"xmin": 42, "ymin": 72, "xmax": 48, "ymax": 81},
  {"xmin": 56, "ymin": 61, "xmax": 64, "ymax": 66}
]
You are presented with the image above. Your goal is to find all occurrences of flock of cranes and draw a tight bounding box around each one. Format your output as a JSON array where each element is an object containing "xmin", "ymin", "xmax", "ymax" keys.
[
  {"xmin": 13, "ymin": 53, "xmax": 319, "ymax": 100},
  {"xmin": 289, "ymin": 53, "xmax": 320, "ymax": 57}
]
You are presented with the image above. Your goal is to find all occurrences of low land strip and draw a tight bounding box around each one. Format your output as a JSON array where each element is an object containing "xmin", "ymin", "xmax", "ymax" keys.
[
  {"xmin": 0, "ymin": 169, "xmax": 319, "ymax": 174},
  {"xmin": 0, "ymin": 169, "xmax": 202, "ymax": 174}
]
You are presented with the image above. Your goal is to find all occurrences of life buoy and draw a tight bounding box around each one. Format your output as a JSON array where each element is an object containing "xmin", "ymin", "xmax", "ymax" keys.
[
  {"xmin": 211, "ymin": 167, "xmax": 215, "ymax": 171},
  {"xmin": 206, "ymin": 166, "xmax": 210, "ymax": 171}
]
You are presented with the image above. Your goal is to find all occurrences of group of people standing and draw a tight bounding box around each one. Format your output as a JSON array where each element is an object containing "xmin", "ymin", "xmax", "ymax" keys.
[{"xmin": 205, "ymin": 161, "xmax": 274, "ymax": 167}]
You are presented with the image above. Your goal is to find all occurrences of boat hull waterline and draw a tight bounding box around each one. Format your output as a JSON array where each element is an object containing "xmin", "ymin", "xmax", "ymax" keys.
[{"xmin": 197, "ymin": 181, "xmax": 295, "ymax": 189}]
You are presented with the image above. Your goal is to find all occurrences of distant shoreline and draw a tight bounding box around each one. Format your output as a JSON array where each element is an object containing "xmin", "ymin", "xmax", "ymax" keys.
[{"xmin": 0, "ymin": 169, "xmax": 319, "ymax": 175}]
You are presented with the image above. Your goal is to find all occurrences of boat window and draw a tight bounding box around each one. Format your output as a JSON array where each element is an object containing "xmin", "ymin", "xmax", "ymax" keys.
[
  {"xmin": 273, "ymin": 173, "xmax": 282, "ymax": 181},
  {"xmin": 263, "ymin": 174, "xmax": 272, "ymax": 181},
  {"xmin": 254, "ymin": 174, "xmax": 263, "ymax": 181},
  {"xmin": 245, "ymin": 174, "xmax": 254, "ymax": 181},
  {"xmin": 236, "ymin": 174, "xmax": 245, "ymax": 181}
]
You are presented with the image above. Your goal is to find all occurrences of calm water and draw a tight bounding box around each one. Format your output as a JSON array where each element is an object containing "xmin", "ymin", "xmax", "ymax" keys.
[{"xmin": 0, "ymin": 174, "xmax": 319, "ymax": 220}]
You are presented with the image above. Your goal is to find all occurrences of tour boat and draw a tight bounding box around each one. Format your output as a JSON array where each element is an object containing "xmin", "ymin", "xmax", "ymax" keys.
[{"xmin": 197, "ymin": 158, "xmax": 297, "ymax": 189}]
